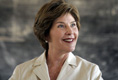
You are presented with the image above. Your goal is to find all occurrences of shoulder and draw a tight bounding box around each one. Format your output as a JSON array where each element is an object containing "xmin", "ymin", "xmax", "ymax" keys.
[
  {"xmin": 16, "ymin": 57, "xmax": 38, "ymax": 71},
  {"xmin": 13, "ymin": 52, "xmax": 46, "ymax": 72},
  {"xmin": 20, "ymin": 57, "xmax": 38, "ymax": 66},
  {"xmin": 75, "ymin": 55, "xmax": 103, "ymax": 79},
  {"xmin": 75, "ymin": 55, "xmax": 97, "ymax": 67},
  {"xmin": 17, "ymin": 52, "xmax": 46, "ymax": 69},
  {"xmin": 9, "ymin": 57, "xmax": 39, "ymax": 80},
  {"xmin": 68, "ymin": 52, "xmax": 97, "ymax": 69},
  {"xmin": 74, "ymin": 55, "xmax": 101, "ymax": 73}
]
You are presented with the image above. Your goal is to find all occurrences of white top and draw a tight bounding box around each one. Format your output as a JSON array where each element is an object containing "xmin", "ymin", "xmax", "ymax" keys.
[{"xmin": 9, "ymin": 51, "xmax": 103, "ymax": 80}]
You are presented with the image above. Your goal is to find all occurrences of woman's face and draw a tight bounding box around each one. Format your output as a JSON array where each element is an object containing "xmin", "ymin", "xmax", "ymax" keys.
[{"xmin": 48, "ymin": 13, "xmax": 79, "ymax": 53}]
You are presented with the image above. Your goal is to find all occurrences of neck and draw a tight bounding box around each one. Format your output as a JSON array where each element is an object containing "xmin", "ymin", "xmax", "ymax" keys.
[{"xmin": 46, "ymin": 49, "xmax": 69, "ymax": 67}]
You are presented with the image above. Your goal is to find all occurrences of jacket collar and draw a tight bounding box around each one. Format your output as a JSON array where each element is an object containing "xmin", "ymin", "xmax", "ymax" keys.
[
  {"xmin": 33, "ymin": 51, "xmax": 77, "ymax": 68},
  {"xmin": 33, "ymin": 51, "xmax": 50, "ymax": 80},
  {"xmin": 66, "ymin": 52, "xmax": 77, "ymax": 67},
  {"xmin": 33, "ymin": 51, "xmax": 46, "ymax": 67},
  {"xmin": 32, "ymin": 51, "xmax": 77, "ymax": 80}
]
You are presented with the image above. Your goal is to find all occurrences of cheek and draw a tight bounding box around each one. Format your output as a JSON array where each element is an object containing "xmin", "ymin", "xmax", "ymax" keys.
[
  {"xmin": 54, "ymin": 32, "xmax": 64, "ymax": 40},
  {"xmin": 74, "ymin": 28, "xmax": 79, "ymax": 36},
  {"xmin": 49, "ymin": 30, "xmax": 62, "ymax": 41}
]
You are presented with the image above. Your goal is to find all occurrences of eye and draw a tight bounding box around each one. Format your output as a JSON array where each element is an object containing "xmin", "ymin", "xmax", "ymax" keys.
[
  {"xmin": 58, "ymin": 24, "xmax": 65, "ymax": 28},
  {"xmin": 71, "ymin": 23, "xmax": 76, "ymax": 27}
]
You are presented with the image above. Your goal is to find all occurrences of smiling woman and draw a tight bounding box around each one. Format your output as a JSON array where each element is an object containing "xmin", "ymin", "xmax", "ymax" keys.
[
  {"xmin": 49, "ymin": 13, "xmax": 79, "ymax": 54},
  {"xmin": 9, "ymin": 0, "xmax": 103, "ymax": 80}
]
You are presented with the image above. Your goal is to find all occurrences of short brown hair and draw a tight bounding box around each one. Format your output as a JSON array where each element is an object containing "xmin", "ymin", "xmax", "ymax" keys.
[{"xmin": 33, "ymin": 0, "xmax": 80, "ymax": 50}]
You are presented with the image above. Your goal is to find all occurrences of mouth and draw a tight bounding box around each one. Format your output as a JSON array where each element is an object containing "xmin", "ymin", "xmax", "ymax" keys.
[{"xmin": 63, "ymin": 38, "xmax": 75, "ymax": 43}]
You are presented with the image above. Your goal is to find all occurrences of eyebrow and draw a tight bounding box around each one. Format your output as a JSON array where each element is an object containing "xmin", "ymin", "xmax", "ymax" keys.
[{"xmin": 56, "ymin": 21, "xmax": 76, "ymax": 24}]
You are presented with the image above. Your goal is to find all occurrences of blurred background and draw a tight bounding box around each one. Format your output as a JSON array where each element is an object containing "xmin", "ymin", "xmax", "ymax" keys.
[{"xmin": 0, "ymin": 0, "xmax": 118, "ymax": 80}]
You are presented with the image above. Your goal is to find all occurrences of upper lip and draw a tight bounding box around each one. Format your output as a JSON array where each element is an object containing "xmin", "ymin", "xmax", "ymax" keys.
[{"xmin": 63, "ymin": 38, "xmax": 75, "ymax": 40}]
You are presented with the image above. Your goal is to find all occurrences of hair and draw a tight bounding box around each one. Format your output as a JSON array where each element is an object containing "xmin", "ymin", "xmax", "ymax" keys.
[{"xmin": 33, "ymin": 0, "xmax": 80, "ymax": 51}]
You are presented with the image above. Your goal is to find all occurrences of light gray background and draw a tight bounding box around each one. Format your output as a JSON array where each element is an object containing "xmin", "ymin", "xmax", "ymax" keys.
[{"xmin": 0, "ymin": 0, "xmax": 118, "ymax": 80}]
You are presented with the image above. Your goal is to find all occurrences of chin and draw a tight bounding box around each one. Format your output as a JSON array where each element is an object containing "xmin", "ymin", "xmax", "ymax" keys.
[{"xmin": 66, "ymin": 47, "xmax": 75, "ymax": 53}]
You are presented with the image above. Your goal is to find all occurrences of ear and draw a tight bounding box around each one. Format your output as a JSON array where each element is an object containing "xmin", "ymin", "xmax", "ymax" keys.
[{"xmin": 45, "ymin": 35, "xmax": 50, "ymax": 42}]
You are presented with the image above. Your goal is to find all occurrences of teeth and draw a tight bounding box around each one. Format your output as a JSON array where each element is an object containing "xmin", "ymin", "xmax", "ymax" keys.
[{"xmin": 64, "ymin": 39, "xmax": 73, "ymax": 41}]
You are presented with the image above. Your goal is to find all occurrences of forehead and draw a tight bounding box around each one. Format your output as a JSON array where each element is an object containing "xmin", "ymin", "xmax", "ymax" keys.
[{"xmin": 53, "ymin": 13, "xmax": 75, "ymax": 24}]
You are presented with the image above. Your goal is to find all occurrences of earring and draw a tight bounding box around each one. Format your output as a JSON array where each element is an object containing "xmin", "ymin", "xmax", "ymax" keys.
[{"xmin": 45, "ymin": 40, "xmax": 48, "ymax": 43}]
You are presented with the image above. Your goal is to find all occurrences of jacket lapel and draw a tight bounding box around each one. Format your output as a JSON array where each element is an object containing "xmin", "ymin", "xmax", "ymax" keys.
[
  {"xmin": 32, "ymin": 52, "xmax": 77, "ymax": 80},
  {"xmin": 33, "ymin": 63, "xmax": 50, "ymax": 80},
  {"xmin": 33, "ymin": 52, "xmax": 50, "ymax": 80},
  {"xmin": 57, "ymin": 52, "xmax": 77, "ymax": 80}
]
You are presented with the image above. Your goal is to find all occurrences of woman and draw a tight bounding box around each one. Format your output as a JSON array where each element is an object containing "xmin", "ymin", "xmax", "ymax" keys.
[{"xmin": 9, "ymin": 0, "xmax": 103, "ymax": 80}]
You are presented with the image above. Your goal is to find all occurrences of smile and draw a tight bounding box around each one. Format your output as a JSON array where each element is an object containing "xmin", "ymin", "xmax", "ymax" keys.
[{"xmin": 63, "ymin": 38, "xmax": 74, "ymax": 42}]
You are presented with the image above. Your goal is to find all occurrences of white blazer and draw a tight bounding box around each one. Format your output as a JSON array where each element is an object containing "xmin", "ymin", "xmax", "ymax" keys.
[{"xmin": 9, "ymin": 51, "xmax": 103, "ymax": 80}]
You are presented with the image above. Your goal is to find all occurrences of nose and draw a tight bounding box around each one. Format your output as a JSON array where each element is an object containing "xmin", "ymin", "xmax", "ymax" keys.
[{"xmin": 65, "ymin": 26, "xmax": 73, "ymax": 35}]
